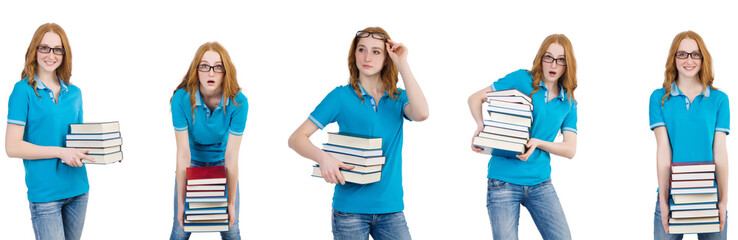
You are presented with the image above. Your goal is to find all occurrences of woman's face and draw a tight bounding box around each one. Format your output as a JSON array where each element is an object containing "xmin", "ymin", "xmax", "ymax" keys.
[
  {"xmin": 541, "ymin": 43, "xmax": 566, "ymax": 83},
  {"xmin": 355, "ymin": 37, "xmax": 386, "ymax": 78},
  {"xmin": 198, "ymin": 50, "xmax": 224, "ymax": 92},
  {"xmin": 675, "ymin": 38, "xmax": 702, "ymax": 79},
  {"xmin": 36, "ymin": 32, "xmax": 64, "ymax": 74}
]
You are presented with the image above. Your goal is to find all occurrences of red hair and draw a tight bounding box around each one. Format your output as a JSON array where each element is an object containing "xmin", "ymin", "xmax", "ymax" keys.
[
  {"xmin": 347, "ymin": 27, "xmax": 400, "ymax": 100},
  {"xmin": 21, "ymin": 23, "xmax": 73, "ymax": 98}
]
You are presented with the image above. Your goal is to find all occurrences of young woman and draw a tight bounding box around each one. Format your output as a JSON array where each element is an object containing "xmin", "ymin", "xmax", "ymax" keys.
[
  {"xmin": 5, "ymin": 23, "xmax": 94, "ymax": 240},
  {"xmin": 288, "ymin": 27, "xmax": 428, "ymax": 240},
  {"xmin": 169, "ymin": 42, "xmax": 247, "ymax": 240},
  {"xmin": 650, "ymin": 31, "xmax": 729, "ymax": 239},
  {"xmin": 467, "ymin": 34, "xmax": 578, "ymax": 239}
]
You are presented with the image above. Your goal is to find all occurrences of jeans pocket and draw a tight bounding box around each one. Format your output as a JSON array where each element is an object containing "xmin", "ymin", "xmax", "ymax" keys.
[
  {"xmin": 488, "ymin": 179, "xmax": 508, "ymax": 189},
  {"xmin": 333, "ymin": 209, "xmax": 354, "ymax": 217}
]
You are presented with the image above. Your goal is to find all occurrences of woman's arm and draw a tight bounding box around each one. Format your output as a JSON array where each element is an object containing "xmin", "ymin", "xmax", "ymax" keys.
[
  {"xmin": 713, "ymin": 131, "xmax": 729, "ymax": 231},
  {"xmin": 5, "ymin": 124, "xmax": 93, "ymax": 166},
  {"xmin": 517, "ymin": 131, "xmax": 577, "ymax": 161},
  {"xmin": 224, "ymin": 133, "xmax": 242, "ymax": 228},
  {"xmin": 288, "ymin": 119, "xmax": 354, "ymax": 184},
  {"xmin": 174, "ymin": 130, "xmax": 191, "ymax": 227},
  {"xmin": 654, "ymin": 126, "xmax": 672, "ymax": 233},
  {"xmin": 386, "ymin": 40, "xmax": 428, "ymax": 122},
  {"xmin": 468, "ymin": 86, "xmax": 493, "ymax": 152}
]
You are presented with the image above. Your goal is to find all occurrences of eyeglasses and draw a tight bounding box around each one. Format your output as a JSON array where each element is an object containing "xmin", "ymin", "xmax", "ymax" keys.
[
  {"xmin": 542, "ymin": 55, "xmax": 566, "ymax": 66},
  {"xmin": 356, "ymin": 31, "xmax": 387, "ymax": 40},
  {"xmin": 37, "ymin": 46, "xmax": 65, "ymax": 55},
  {"xmin": 675, "ymin": 51, "xmax": 703, "ymax": 60},
  {"xmin": 198, "ymin": 64, "xmax": 225, "ymax": 73}
]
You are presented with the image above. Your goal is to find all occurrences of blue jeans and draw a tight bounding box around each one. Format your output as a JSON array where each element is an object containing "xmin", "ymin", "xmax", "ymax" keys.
[
  {"xmin": 486, "ymin": 178, "xmax": 571, "ymax": 240},
  {"xmin": 170, "ymin": 160, "xmax": 240, "ymax": 240},
  {"xmin": 29, "ymin": 192, "xmax": 89, "ymax": 240},
  {"xmin": 331, "ymin": 209, "xmax": 411, "ymax": 240},
  {"xmin": 654, "ymin": 197, "xmax": 728, "ymax": 239}
]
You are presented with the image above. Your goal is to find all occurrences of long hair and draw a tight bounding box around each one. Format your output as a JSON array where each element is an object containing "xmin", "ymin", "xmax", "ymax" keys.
[
  {"xmin": 21, "ymin": 23, "xmax": 73, "ymax": 98},
  {"xmin": 171, "ymin": 42, "xmax": 240, "ymax": 119},
  {"xmin": 347, "ymin": 26, "xmax": 400, "ymax": 100},
  {"xmin": 661, "ymin": 31, "xmax": 714, "ymax": 105},
  {"xmin": 529, "ymin": 34, "xmax": 577, "ymax": 102}
]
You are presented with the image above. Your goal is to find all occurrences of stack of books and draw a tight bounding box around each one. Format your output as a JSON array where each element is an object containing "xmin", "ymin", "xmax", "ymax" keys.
[
  {"xmin": 473, "ymin": 89, "xmax": 532, "ymax": 158},
  {"xmin": 668, "ymin": 161, "xmax": 720, "ymax": 234},
  {"xmin": 312, "ymin": 132, "xmax": 384, "ymax": 184},
  {"xmin": 65, "ymin": 121, "xmax": 123, "ymax": 164},
  {"xmin": 184, "ymin": 166, "xmax": 229, "ymax": 232}
]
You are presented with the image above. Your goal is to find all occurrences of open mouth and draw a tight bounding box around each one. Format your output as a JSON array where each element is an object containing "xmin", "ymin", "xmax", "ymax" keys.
[
  {"xmin": 207, "ymin": 80, "xmax": 216, "ymax": 86},
  {"xmin": 548, "ymin": 71, "xmax": 557, "ymax": 77},
  {"xmin": 684, "ymin": 66, "xmax": 696, "ymax": 71}
]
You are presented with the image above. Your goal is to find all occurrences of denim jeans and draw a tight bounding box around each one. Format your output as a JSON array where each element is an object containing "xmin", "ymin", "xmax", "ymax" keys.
[
  {"xmin": 170, "ymin": 160, "xmax": 240, "ymax": 240},
  {"xmin": 486, "ymin": 178, "xmax": 571, "ymax": 240},
  {"xmin": 331, "ymin": 209, "xmax": 411, "ymax": 240},
  {"xmin": 654, "ymin": 197, "xmax": 728, "ymax": 239},
  {"xmin": 28, "ymin": 192, "xmax": 89, "ymax": 240}
]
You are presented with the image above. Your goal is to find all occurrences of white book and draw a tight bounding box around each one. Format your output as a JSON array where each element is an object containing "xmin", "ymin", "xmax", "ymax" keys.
[
  {"xmin": 69, "ymin": 122, "xmax": 120, "ymax": 134},
  {"xmin": 66, "ymin": 132, "xmax": 121, "ymax": 140},
  {"xmin": 326, "ymin": 151, "xmax": 385, "ymax": 166},
  {"xmin": 186, "ymin": 214, "xmax": 228, "ymax": 221},
  {"xmin": 488, "ymin": 112, "xmax": 531, "ymax": 127},
  {"xmin": 187, "ymin": 185, "xmax": 226, "ymax": 191},
  {"xmin": 671, "ymin": 209, "xmax": 719, "ymax": 218},
  {"xmin": 183, "ymin": 225, "xmax": 229, "ymax": 232},
  {"xmin": 83, "ymin": 151, "xmax": 123, "ymax": 164},
  {"xmin": 478, "ymin": 132, "xmax": 527, "ymax": 144},
  {"xmin": 322, "ymin": 144, "xmax": 382, "ymax": 157},
  {"xmin": 668, "ymin": 224, "xmax": 720, "ymax": 234},
  {"xmin": 312, "ymin": 166, "xmax": 381, "ymax": 184},
  {"xmin": 327, "ymin": 132, "xmax": 382, "ymax": 149},
  {"xmin": 669, "ymin": 217, "xmax": 719, "ymax": 224},
  {"xmin": 672, "ymin": 193, "xmax": 718, "ymax": 204},
  {"xmin": 66, "ymin": 138, "xmax": 122, "ymax": 148},
  {"xmin": 483, "ymin": 126, "xmax": 529, "ymax": 140},
  {"xmin": 671, "ymin": 172, "xmax": 715, "ymax": 181}
]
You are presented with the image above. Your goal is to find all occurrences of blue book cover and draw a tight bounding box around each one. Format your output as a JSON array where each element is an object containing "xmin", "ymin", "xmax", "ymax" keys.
[
  {"xmin": 669, "ymin": 199, "xmax": 717, "ymax": 211},
  {"xmin": 322, "ymin": 144, "xmax": 382, "ymax": 157},
  {"xmin": 670, "ymin": 186, "xmax": 718, "ymax": 195},
  {"xmin": 483, "ymin": 120, "xmax": 530, "ymax": 132},
  {"xmin": 185, "ymin": 203, "xmax": 227, "ymax": 215}
]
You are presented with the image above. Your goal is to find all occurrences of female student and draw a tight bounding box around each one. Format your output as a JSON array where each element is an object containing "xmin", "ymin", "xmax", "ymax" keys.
[
  {"xmin": 467, "ymin": 34, "xmax": 578, "ymax": 239},
  {"xmin": 5, "ymin": 23, "xmax": 93, "ymax": 240},
  {"xmin": 288, "ymin": 27, "xmax": 428, "ymax": 240},
  {"xmin": 169, "ymin": 42, "xmax": 248, "ymax": 240},
  {"xmin": 650, "ymin": 31, "xmax": 728, "ymax": 239}
]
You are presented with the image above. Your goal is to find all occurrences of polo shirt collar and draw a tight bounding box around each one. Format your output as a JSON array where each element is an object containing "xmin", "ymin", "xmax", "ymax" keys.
[
  {"xmin": 540, "ymin": 82, "xmax": 567, "ymax": 101},
  {"xmin": 33, "ymin": 75, "xmax": 69, "ymax": 92},
  {"xmin": 195, "ymin": 88, "xmax": 227, "ymax": 110},
  {"xmin": 357, "ymin": 82, "xmax": 388, "ymax": 99},
  {"xmin": 670, "ymin": 82, "xmax": 710, "ymax": 98}
]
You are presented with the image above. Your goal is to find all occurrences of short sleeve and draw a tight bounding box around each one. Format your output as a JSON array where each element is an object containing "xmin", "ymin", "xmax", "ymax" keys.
[
  {"xmin": 561, "ymin": 103, "xmax": 577, "ymax": 134},
  {"xmin": 7, "ymin": 82, "xmax": 29, "ymax": 126},
  {"xmin": 491, "ymin": 69, "xmax": 530, "ymax": 93},
  {"xmin": 228, "ymin": 94, "xmax": 248, "ymax": 136},
  {"xmin": 649, "ymin": 90, "xmax": 666, "ymax": 130},
  {"xmin": 399, "ymin": 89, "xmax": 412, "ymax": 121},
  {"xmin": 309, "ymin": 87, "xmax": 343, "ymax": 130},
  {"xmin": 171, "ymin": 90, "xmax": 189, "ymax": 131},
  {"xmin": 715, "ymin": 93, "xmax": 730, "ymax": 135}
]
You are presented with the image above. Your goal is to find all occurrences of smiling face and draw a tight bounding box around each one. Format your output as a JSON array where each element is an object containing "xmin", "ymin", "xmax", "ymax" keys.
[
  {"xmin": 355, "ymin": 37, "xmax": 386, "ymax": 78},
  {"xmin": 36, "ymin": 32, "xmax": 64, "ymax": 75},
  {"xmin": 198, "ymin": 50, "xmax": 224, "ymax": 92},
  {"xmin": 675, "ymin": 38, "xmax": 702, "ymax": 80},
  {"xmin": 541, "ymin": 43, "xmax": 566, "ymax": 83}
]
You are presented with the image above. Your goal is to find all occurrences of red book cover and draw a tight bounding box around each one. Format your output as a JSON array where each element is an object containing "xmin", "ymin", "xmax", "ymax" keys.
[
  {"xmin": 671, "ymin": 161, "xmax": 716, "ymax": 174},
  {"xmin": 186, "ymin": 166, "xmax": 227, "ymax": 185}
]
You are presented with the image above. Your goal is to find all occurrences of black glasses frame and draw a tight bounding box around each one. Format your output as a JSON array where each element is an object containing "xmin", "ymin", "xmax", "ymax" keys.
[
  {"xmin": 675, "ymin": 51, "xmax": 703, "ymax": 60},
  {"xmin": 198, "ymin": 64, "xmax": 226, "ymax": 73},
  {"xmin": 541, "ymin": 55, "xmax": 566, "ymax": 66},
  {"xmin": 37, "ymin": 46, "xmax": 65, "ymax": 55},
  {"xmin": 356, "ymin": 31, "xmax": 387, "ymax": 41}
]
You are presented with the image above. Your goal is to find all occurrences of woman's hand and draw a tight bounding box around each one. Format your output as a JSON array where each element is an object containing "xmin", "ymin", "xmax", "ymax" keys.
[
  {"xmin": 59, "ymin": 148, "xmax": 94, "ymax": 167},
  {"xmin": 471, "ymin": 125, "xmax": 485, "ymax": 153},
  {"xmin": 718, "ymin": 200, "xmax": 728, "ymax": 231},
  {"xmin": 517, "ymin": 138, "xmax": 543, "ymax": 161},
  {"xmin": 660, "ymin": 200, "xmax": 670, "ymax": 234},
  {"xmin": 386, "ymin": 39, "xmax": 408, "ymax": 65},
  {"xmin": 228, "ymin": 202, "xmax": 236, "ymax": 227},
  {"xmin": 318, "ymin": 155, "xmax": 355, "ymax": 185},
  {"xmin": 177, "ymin": 201, "xmax": 185, "ymax": 227}
]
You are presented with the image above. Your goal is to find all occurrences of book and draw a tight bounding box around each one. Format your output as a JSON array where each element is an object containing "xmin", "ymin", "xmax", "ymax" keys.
[
  {"xmin": 184, "ymin": 219, "xmax": 228, "ymax": 224},
  {"xmin": 478, "ymin": 132, "xmax": 528, "ymax": 145},
  {"xmin": 186, "ymin": 214, "xmax": 228, "ymax": 221},
  {"xmin": 69, "ymin": 121, "xmax": 120, "ymax": 134},
  {"xmin": 311, "ymin": 165, "xmax": 381, "ymax": 184},
  {"xmin": 486, "ymin": 89, "xmax": 532, "ymax": 104},
  {"xmin": 72, "ymin": 145, "xmax": 121, "ymax": 155},
  {"xmin": 66, "ymin": 132, "xmax": 121, "ymax": 140},
  {"xmin": 185, "ymin": 197, "xmax": 228, "ymax": 203},
  {"xmin": 488, "ymin": 112, "xmax": 532, "ymax": 127},
  {"xmin": 487, "ymin": 99, "xmax": 533, "ymax": 111},
  {"xmin": 186, "ymin": 166, "xmax": 226, "ymax": 185},
  {"xmin": 483, "ymin": 126, "xmax": 529, "ymax": 140},
  {"xmin": 327, "ymin": 132, "xmax": 382, "ymax": 149},
  {"xmin": 65, "ymin": 138, "xmax": 122, "ymax": 148},
  {"xmin": 183, "ymin": 225, "xmax": 229, "ymax": 232},
  {"xmin": 483, "ymin": 120, "xmax": 529, "ymax": 132},
  {"xmin": 487, "ymin": 96, "xmax": 532, "ymax": 106},
  {"xmin": 671, "ymin": 180, "xmax": 715, "ymax": 189},
  {"xmin": 672, "ymin": 161, "xmax": 716, "ymax": 174},
  {"xmin": 486, "ymin": 105, "xmax": 532, "ymax": 118},
  {"xmin": 671, "ymin": 172, "xmax": 715, "ymax": 181},
  {"xmin": 185, "ymin": 206, "xmax": 227, "ymax": 215},
  {"xmin": 670, "ymin": 209, "xmax": 719, "ymax": 219},
  {"xmin": 322, "ymin": 144, "xmax": 382, "ymax": 157},
  {"xmin": 671, "ymin": 193, "xmax": 718, "ymax": 204},
  {"xmin": 668, "ymin": 223, "xmax": 720, "ymax": 234},
  {"xmin": 473, "ymin": 136, "xmax": 525, "ymax": 158},
  {"xmin": 670, "ymin": 187, "xmax": 718, "ymax": 195},
  {"xmin": 326, "ymin": 151, "xmax": 386, "ymax": 166},
  {"xmin": 186, "ymin": 191, "xmax": 225, "ymax": 198},
  {"xmin": 670, "ymin": 199, "xmax": 717, "ymax": 211},
  {"xmin": 187, "ymin": 185, "xmax": 226, "ymax": 191},
  {"xmin": 344, "ymin": 163, "xmax": 382, "ymax": 173},
  {"xmin": 188, "ymin": 202, "xmax": 228, "ymax": 209},
  {"xmin": 669, "ymin": 217, "xmax": 719, "ymax": 224},
  {"xmin": 83, "ymin": 151, "xmax": 123, "ymax": 164}
]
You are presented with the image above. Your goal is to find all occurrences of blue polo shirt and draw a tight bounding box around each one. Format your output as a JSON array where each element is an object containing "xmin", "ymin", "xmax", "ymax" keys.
[
  {"xmin": 171, "ymin": 88, "xmax": 248, "ymax": 162},
  {"xmin": 309, "ymin": 83, "xmax": 410, "ymax": 214},
  {"xmin": 7, "ymin": 77, "xmax": 88, "ymax": 203},
  {"xmin": 488, "ymin": 69, "xmax": 578, "ymax": 186},
  {"xmin": 649, "ymin": 82, "xmax": 730, "ymax": 163}
]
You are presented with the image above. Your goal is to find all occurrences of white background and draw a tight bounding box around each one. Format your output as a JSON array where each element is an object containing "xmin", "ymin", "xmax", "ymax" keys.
[{"xmin": 1, "ymin": 1, "xmax": 736, "ymax": 239}]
